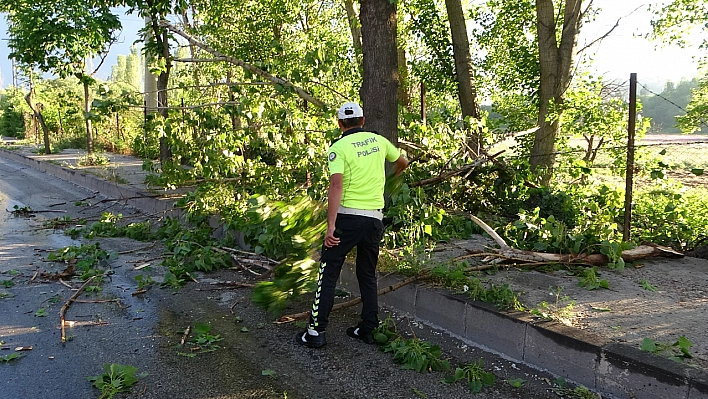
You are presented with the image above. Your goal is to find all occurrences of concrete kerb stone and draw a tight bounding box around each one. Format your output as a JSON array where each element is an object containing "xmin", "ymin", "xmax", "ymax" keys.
[
  {"xmin": 599, "ymin": 342, "xmax": 695, "ymax": 399},
  {"xmin": 688, "ymin": 367, "xmax": 708, "ymax": 399},
  {"xmin": 524, "ymin": 320, "xmax": 608, "ymax": 389},
  {"xmin": 415, "ymin": 289, "xmax": 467, "ymax": 337},
  {"xmin": 465, "ymin": 302, "xmax": 527, "ymax": 361},
  {"xmin": 4, "ymin": 148, "xmax": 707, "ymax": 399}
]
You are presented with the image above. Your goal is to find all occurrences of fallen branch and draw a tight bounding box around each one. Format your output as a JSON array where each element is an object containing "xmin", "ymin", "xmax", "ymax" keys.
[
  {"xmin": 60, "ymin": 276, "xmax": 97, "ymax": 343},
  {"xmin": 275, "ymin": 274, "xmax": 421, "ymax": 324},
  {"xmin": 160, "ymin": 20, "xmax": 326, "ymax": 109},
  {"xmin": 467, "ymin": 216, "xmax": 684, "ymax": 266},
  {"xmin": 410, "ymin": 151, "xmax": 504, "ymax": 188}
]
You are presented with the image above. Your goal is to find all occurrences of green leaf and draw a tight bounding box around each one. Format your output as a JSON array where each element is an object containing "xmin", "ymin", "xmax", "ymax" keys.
[
  {"xmin": 240, "ymin": 327, "xmax": 249, "ymax": 333},
  {"xmin": 261, "ymin": 369, "xmax": 276, "ymax": 377},
  {"xmin": 507, "ymin": 378, "xmax": 525, "ymax": 388},
  {"xmin": 691, "ymin": 168, "xmax": 704, "ymax": 176},
  {"xmin": 641, "ymin": 338, "xmax": 657, "ymax": 353}
]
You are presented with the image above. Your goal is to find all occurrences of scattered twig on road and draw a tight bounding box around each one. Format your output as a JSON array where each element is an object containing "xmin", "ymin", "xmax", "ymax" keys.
[
  {"xmin": 185, "ymin": 272, "xmax": 199, "ymax": 284},
  {"xmin": 30, "ymin": 267, "xmax": 39, "ymax": 281},
  {"xmin": 48, "ymin": 202, "xmax": 66, "ymax": 207},
  {"xmin": 210, "ymin": 281, "xmax": 255, "ymax": 288},
  {"xmin": 180, "ymin": 326, "xmax": 191, "ymax": 346},
  {"xmin": 118, "ymin": 242, "xmax": 156, "ymax": 255},
  {"xmin": 60, "ymin": 276, "xmax": 97, "ymax": 343},
  {"xmin": 131, "ymin": 289, "xmax": 147, "ymax": 296},
  {"xmin": 58, "ymin": 279, "xmax": 74, "ymax": 289}
]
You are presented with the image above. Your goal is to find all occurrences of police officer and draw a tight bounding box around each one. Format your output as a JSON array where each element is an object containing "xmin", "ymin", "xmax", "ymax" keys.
[{"xmin": 297, "ymin": 102, "xmax": 408, "ymax": 348}]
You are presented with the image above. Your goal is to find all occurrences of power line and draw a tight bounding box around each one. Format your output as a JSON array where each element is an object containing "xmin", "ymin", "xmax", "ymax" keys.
[{"xmin": 637, "ymin": 81, "xmax": 708, "ymax": 132}]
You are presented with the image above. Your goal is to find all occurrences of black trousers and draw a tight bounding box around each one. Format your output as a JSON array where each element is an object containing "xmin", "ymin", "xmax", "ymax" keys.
[{"xmin": 308, "ymin": 214, "xmax": 385, "ymax": 333}]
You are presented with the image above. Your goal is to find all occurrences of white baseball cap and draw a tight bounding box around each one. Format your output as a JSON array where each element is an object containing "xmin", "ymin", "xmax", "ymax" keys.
[{"xmin": 337, "ymin": 102, "xmax": 364, "ymax": 119}]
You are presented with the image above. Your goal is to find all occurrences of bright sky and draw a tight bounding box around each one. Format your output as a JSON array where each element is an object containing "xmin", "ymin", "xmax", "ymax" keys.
[
  {"xmin": 0, "ymin": 1, "xmax": 704, "ymax": 89},
  {"xmin": 582, "ymin": 0, "xmax": 702, "ymax": 84}
]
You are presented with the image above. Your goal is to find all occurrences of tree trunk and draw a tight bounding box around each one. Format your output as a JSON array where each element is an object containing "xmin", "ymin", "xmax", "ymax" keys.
[
  {"xmin": 24, "ymin": 78, "xmax": 51, "ymax": 155},
  {"xmin": 83, "ymin": 80, "xmax": 94, "ymax": 154},
  {"xmin": 344, "ymin": 0, "xmax": 362, "ymax": 54},
  {"xmin": 397, "ymin": 46, "xmax": 411, "ymax": 112},
  {"xmin": 444, "ymin": 0, "xmax": 482, "ymax": 157},
  {"xmin": 531, "ymin": 0, "xmax": 582, "ymax": 184},
  {"xmin": 154, "ymin": 21, "xmax": 172, "ymax": 163},
  {"xmin": 360, "ymin": 0, "xmax": 399, "ymax": 144}
]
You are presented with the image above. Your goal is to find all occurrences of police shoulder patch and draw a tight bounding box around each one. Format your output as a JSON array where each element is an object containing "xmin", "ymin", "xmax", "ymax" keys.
[{"xmin": 329, "ymin": 152, "xmax": 337, "ymax": 161}]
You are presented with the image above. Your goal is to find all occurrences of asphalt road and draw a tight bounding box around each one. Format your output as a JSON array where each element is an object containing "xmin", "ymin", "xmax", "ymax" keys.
[{"xmin": 0, "ymin": 154, "xmax": 574, "ymax": 399}]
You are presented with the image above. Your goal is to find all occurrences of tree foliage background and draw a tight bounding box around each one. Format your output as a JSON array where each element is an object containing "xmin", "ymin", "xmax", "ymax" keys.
[{"xmin": 1, "ymin": 0, "xmax": 708, "ymax": 311}]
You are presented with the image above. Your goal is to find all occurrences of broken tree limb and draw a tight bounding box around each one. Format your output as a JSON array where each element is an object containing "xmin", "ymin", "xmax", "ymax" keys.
[
  {"xmin": 159, "ymin": 20, "xmax": 326, "ymax": 109},
  {"xmin": 409, "ymin": 151, "xmax": 504, "ymax": 188},
  {"xmin": 60, "ymin": 276, "xmax": 97, "ymax": 343},
  {"xmin": 468, "ymin": 215, "xmax": 684, "ymax": 266},
  {"xmin": 275, "ymin": 274, "xmax": 421, "ymax": 324}
]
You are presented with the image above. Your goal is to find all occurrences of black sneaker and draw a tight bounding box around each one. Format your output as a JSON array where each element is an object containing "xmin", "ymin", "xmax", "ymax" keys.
[
  {"xmin": 295, "ymin": 329, "xmax": 326, "ymax": 348},
  {"xmin": 346, "ymin": 326, "xmax": 375, "ymax": 344}
]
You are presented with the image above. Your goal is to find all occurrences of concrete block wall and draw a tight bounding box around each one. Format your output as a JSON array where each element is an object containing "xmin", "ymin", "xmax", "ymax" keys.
[{"xmin": 339, "ymin": 267, "xmax": 708, "ymax": 399}]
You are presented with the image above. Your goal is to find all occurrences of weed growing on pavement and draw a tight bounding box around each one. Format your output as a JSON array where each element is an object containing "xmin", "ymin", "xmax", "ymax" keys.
[
  {"xmin": 78, "ymin": 153, "xmax": 109, "ymax": 167},
  {"xmin": 640, "ymin": 279, "xmax": 658, "ymax": 292},
  {"xmin": 575, "ymin": 266, "xmax": 609, "ymax": 290},
  {"xmin": 1, "ymin": 280, "xmax": 13, "ymax": 288},
  {"xmin": 177, "ymin": 322, "xmax": 223, "ymax": 357},
  {"xmin": 382, "ymin": 336, "xmax": 450, "ymax": 373},
  {"xmin": 87, "ymin": 363, "xmax": 147, "ymax": 399},
  {"xmin": 641, "ymin": 336, "xmax": 693, "ymax": 361},
  {"xmin": 507, "ymin": 378, "xmax": 526, "ymax": 388},
  {"xmin": 530, "ymin": 286, "xmax": 577, "ymax": 326},
  {"xmin": 0, "ymin": 293, "xmax": 12, "ymax": 299},
  {"xmin": 552, "ymin": 378, "xmax": 600, "ymax": 398},
  {"xmin": 441, "ymin": 359, "xmax": 496, "ymax": 394},
  {"xmin": 466, "ymin": 278, "xmax": 525, "ymax": 311},
  {"xmin": 34, "ymin": 307, "xmax": 49, "ymax": 317},
  {"xmin": 134, "ymin": 274, "xmax": 155, "ymax": 290}
]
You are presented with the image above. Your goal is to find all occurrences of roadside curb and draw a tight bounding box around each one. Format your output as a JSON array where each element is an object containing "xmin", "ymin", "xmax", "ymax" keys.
[
  {"xmin": 340, "ymin": 268, "xmax": 708, "ymax": 399},
  {"xmin": 2, "ymin": 147, "xmax": 706, "ymax": 399}
]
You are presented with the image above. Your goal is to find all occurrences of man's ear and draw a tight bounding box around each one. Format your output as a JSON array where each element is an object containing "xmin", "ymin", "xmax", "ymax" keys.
[
  {"xmin": 360, "ymin": 117, "xmax": 365, "ymax": 127},
  {"xmin": 338, "ymin": 119, "xmax": 344, "ymax": 130}
]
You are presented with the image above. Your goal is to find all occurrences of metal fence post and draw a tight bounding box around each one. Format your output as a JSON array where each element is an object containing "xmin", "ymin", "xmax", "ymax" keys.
[{"xmin": 624, "ymin": 73, "xmax": 637, "ymax": 242}]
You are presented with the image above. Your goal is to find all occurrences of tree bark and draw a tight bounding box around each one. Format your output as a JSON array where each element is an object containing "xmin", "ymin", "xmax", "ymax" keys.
[
  {"xmin": 156, "ymin": 28, "xmax": 172, "ymax": 163},
  {"xmin": 24, "ymin": 78, "xmax": 51, "ymax": 155},
  {"xmin": 82, "ymin": 80, "xmax": 94, "ymax": 154},
  {"xmin": 531, "ymin": 0, "xmax": 582, "ymax": 184},
  {"xmin": 344, "ymin": 0, "xmax": 362, "ymax": 54},
  {"xmin": 444, "ymin": 0, "xmax": 482, "ymax": 157},
  {"xmin": 360, "ymin": 0, "xmax": 399, "ymax": 144},
  {"xmin": 397, "ymin": 46, "xmax": 411, "ymax": 112}
]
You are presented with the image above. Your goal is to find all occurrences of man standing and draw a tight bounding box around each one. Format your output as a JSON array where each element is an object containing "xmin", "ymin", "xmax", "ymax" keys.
[{"xmin": 297, "ymin": 102, "xmax": 408, "ymax": 348}]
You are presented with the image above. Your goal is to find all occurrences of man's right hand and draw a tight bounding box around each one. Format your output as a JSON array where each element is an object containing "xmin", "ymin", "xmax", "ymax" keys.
[{"xmin": 324, "ymin": 226, "xmax": 340, "ymax": 248}]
